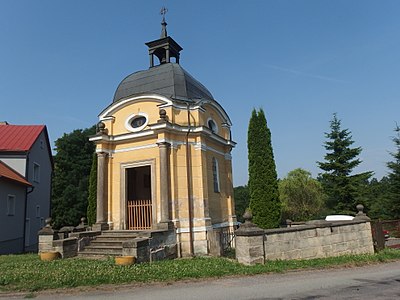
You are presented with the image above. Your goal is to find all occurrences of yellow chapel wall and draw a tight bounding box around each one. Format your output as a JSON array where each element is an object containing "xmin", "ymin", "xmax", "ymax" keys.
[{"xmin": 95, "ymin": 96, "xmax": 235, "ymax": 243}]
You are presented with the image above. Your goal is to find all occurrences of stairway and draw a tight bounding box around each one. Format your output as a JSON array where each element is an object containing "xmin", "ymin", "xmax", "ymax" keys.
[{"xmin": 78, "ymin": 230, "xmax": 151, "ymax": 259}]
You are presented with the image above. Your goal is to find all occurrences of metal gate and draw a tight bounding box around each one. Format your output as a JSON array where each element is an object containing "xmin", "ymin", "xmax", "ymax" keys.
[
  {"xmin": 127, "ymin": 199, "xmax": 152, "ymax": 230},
  {"xmin": 382, "ymin": 220, "xmax": 400, "ymax": 249}
]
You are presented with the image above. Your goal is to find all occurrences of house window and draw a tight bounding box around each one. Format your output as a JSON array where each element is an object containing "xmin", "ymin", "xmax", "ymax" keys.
[
  {"xmin": 212, "ymin": 157, "xmax": 220, "ymax": 193},
  {"xmin": 7, "ymin": 195, "xmax": 16, "ymax": 216},
  {"xmin": 36, "ymin": 205, "xmax": 41, "ymax": 218},
  {"xmin": 33, "ymin": 163, "xmax": 40, "ymax": 182}
]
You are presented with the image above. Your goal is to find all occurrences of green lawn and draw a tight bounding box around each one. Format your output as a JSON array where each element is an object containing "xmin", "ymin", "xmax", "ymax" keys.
[{"xmin": 1, "ymin": 250, "xmax": 400, "ymax": 293}]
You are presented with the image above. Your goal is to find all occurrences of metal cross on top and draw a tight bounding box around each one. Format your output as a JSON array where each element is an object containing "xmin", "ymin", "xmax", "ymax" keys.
[{"xmin": 160, "ymin": 6, "xmax": 168, "ymax": 21}]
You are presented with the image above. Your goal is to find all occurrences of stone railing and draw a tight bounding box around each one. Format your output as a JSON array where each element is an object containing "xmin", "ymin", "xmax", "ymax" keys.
[
  {"xmin": 38, "ymin": 218, "xmax": 100, "ymax": 258},
  {"xmin": 235, "ymin": 205, "xmax": 375, "ymax": 265}
]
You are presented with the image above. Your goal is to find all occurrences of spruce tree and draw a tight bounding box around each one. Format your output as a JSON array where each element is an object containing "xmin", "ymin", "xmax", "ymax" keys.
[
  {"xmin": 387, "ymin": 124, "xmax": 400, "ymax": 218},
  {"xmin": 248, "ymin": 108, "xmax": 280, "ymax": 228},
  {"xmin": 87, "ymin": 152, "xmax": 97, "ymax": 226},
  {"xmin": 317, "ymin": 113, "xmax": 372, "ymax": 213}
]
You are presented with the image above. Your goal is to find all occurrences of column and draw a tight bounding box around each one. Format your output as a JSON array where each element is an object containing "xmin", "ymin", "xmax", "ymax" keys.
[
  {"xmin": 157, "ymin": 142, "xmax": 170, "ymax": 223},
  {"xmin": 166, "ymin": 48, "xmax": 170, "ymax": 63},
  {"xmin": 149, "ymin": 54, "xmax": 154, "ymax": 67},
  {"xmin": 94, "ymin": 152, "xmax": 109, "ymax": 231}
]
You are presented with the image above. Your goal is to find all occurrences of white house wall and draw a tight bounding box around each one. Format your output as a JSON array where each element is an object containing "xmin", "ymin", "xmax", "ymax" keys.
[{"xmin": 0, "ymin": 156, "xmax": 27, "ymax": 176}]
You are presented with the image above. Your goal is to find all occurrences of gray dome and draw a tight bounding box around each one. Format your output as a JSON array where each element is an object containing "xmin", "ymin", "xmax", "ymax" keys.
[{"xmin": 113, "ymin": 63, "xmax": 214, "ymax": 102}]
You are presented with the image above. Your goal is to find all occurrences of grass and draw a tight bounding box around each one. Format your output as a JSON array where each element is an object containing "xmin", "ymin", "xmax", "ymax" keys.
[{"xmin": 0, "ymin": 249, "xmax": 400, "ymax": 294}]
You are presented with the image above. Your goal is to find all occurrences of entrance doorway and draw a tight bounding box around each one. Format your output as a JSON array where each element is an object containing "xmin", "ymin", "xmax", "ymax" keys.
[{"xmin": 126, "ymin": 166, "xmax": 152, "ymax": 230}]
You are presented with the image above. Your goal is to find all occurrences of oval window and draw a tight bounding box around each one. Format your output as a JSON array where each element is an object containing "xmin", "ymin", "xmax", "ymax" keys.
[
  {"xmin": 125, "ymin": 113, "xmax": 149, "ymax": 132},
  {"xmin": 131, "ymin": 116, "xmax": 147, "ymax": 128}
]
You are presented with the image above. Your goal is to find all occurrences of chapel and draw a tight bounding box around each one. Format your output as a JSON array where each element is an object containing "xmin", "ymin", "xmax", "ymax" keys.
[{"xmin": 90, "ymin": 12, "xmax": 236, "ymax": 256}]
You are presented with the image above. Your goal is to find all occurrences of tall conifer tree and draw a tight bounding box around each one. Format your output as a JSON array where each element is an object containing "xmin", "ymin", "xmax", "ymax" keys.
[
  {"xmin": 387, "ymin": 124, "xmax": 400, "ymax": 218},
  {"xmin": 318, "ymin": 113, "xmax": 372, "ymax": 213},
  {"xmin": 248, "ymin": 108, "xmax": 280, "ymax": 228},
  {"xmin": 87, "ymin": 152, "xmax": 97, "ymax": 226}
]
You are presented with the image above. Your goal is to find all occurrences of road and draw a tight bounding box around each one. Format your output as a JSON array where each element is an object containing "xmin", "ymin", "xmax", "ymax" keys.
[{"xmin": 4, "ymin": 261, "xmax": 400, "ymax": 300}]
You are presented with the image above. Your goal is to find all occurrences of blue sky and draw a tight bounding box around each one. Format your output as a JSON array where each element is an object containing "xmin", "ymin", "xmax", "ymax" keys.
[{"xmin": 1, "ymin": 0, "xmax": 399, "ymax": 186}]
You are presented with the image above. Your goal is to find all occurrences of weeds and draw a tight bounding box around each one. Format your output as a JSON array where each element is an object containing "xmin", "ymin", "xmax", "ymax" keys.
[{"xmin": 0, "ymin": 249, "xmax": 399, "ymax": 293}]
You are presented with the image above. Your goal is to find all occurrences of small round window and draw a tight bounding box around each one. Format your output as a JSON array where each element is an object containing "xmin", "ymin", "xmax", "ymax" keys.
[{"xmin": 125, "ymin": 113, "xmax": 149, "ymax": 132}]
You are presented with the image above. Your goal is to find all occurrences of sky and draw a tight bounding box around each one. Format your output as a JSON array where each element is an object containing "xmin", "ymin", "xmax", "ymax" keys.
[{"xmin": 1, "ymin": 0, "xmax": 400, "ymax": 186}]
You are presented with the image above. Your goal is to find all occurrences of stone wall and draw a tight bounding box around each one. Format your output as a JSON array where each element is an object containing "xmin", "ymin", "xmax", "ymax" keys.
[
  {"xmin": 264, "ymin": 221, "xmax": 374, "ymax": 261},
  {"xmin": 235, "ymin": 209, "xmax": 375, "ymax": 265}
]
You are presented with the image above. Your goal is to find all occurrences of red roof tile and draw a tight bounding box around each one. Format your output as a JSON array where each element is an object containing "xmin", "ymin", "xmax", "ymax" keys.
[
  {"xmin": 0, "ymin": 125, "xmax": 45, "ymax": 151},
  {"xmin": 0, "ymin": 160, "xmax": 32, "ymax": 186}
]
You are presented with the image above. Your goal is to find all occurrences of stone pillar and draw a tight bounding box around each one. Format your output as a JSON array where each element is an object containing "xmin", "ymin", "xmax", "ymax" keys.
[
  {"xmin": 235, "ymin": 210, "xmax": 265, "ymax": 265},
  {"xmin": 157, "ymin": 142, "xmax": 170, "ymax": 223},
  {"xmin": 93, "ymin": 152, "xmax": 109, "ymax": 231},
  {"xmin": 38, "ymin": 218, "xmax": 58, "ymax": 253}
]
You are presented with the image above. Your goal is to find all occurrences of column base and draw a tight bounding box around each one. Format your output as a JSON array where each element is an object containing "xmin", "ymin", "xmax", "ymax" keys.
[
  {"xmin": 156, "ymin": 221, "xmax": 174, "ymax": 231},
  {"xmin": 92, "ymin": 222, "xmax": 109, "ymax": 231}
]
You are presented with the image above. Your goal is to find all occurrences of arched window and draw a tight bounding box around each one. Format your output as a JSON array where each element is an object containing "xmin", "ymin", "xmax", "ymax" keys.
[
  {"xmin": 212, "ymin": 157, "xmax": 220, "ymax": 193},
  {"xmin": 207, "ymin": 118, "xmax": 218, "ymax": 134}
]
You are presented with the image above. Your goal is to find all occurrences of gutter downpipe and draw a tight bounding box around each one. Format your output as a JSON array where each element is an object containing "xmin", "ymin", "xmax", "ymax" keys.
[
  {"xmin": 186, "ymin": 103, "xmax": 194, "ymax": 256},
  {"xmin": 23, "ymin": 151, "xmax": 30, "ymax": 253}
]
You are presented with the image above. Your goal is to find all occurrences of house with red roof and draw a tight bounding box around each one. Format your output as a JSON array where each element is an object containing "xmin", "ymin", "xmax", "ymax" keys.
[{"xmin": 0, "ymin": 123, "xmax": 53, "ymax": 254}]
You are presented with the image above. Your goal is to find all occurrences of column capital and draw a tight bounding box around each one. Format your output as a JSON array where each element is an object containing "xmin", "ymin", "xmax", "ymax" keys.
[
  {"xmin": 97, "ymin": 151, "xmax": 108, "ymax": 158},
  {"xmin": 157, "ymin": 141, "xmax": 171, "ymax": 148}
]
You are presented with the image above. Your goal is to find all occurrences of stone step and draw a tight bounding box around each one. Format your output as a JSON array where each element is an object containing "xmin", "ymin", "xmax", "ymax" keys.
[
  {"xmin": 89, "ymin": 240, "xmax": 123, "ymax": 247},
  {"xmin": 76, "ymin": 253, "xmax": 112, "ymax": 260},
  {"xmin": 101, "ymin": 230, "xmax": 151, "ymax": 238},
  {"xmin": 80, "ymin": 247, "xmax": 123, "ymax": 255},
  {"xmin": 94, "ymin": 235, "xmax": 141, "ymax": 241},
  {"xmin": 78, "ymin": 231, "xmax": 152, "ymax": 257}
]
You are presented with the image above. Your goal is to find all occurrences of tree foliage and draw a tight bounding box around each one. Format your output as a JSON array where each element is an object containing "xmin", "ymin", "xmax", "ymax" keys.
[
  {"xmin": 279, "ymin": 168, "xmax": 326, "ymax": 222},
  {"xmin": 386, "ymin": 125, "xmax": 400, "ymax": 218},
  {"xmin": 248, "ymin": 108, "xmax": 281, "ymax": 229},
  {"xmin": 234, "ymin": 185, "xmax": 249, "ymax": 223},
  {"xmin": 317, "ymin": 113, "xmax": 372, "ymax": 213},
  {"xmin": 51, "ymin": 126, "xmax": 96, "ymax": 229},
  {"xmin": 363, "ymin": 177, "xmax": 392, "ymax": 220},
  {"xmin": 87, "ymin": 152, "xmax": 97, "ymax": 226}
]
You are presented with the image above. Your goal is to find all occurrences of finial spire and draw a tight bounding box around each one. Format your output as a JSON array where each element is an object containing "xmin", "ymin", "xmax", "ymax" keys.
[{"xmin": 160, "ymin": 7, "xmax": 168, "ymax": 38}]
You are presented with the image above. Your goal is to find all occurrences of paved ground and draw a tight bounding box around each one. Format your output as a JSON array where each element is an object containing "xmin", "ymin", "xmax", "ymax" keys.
[{"xmin": 3, "ymin": 261, "xmax": 400, "ymax": 300}]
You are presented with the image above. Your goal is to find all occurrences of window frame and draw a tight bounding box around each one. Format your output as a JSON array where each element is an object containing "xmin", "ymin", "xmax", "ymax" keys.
[
  {"xmin": 33, "ymin": 162, "xmax": 40, "ymax": 183},
  {"xmin": 207, "ymin": 118, "xmax": 218, "ymax": 134},
  {"xmin": 212, "ymin": 157, "xmax": 220, "ymax": 193},
  {"xmin": 7, "ymin": 194, "xmax": 16, "ymax": 216}
]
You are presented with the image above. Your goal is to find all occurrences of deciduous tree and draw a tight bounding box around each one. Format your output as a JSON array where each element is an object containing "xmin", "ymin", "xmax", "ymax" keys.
[
  {"xmin": 51, "ymin": 126, "xmax": 96, "ymax": 228},
  {"xmin": 279, "ymin": 168, "xmax": 326, "ymax": 222},
  {"xmin": 234, "ymin": 185, "xmax": 249, "ymax": 223}
]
